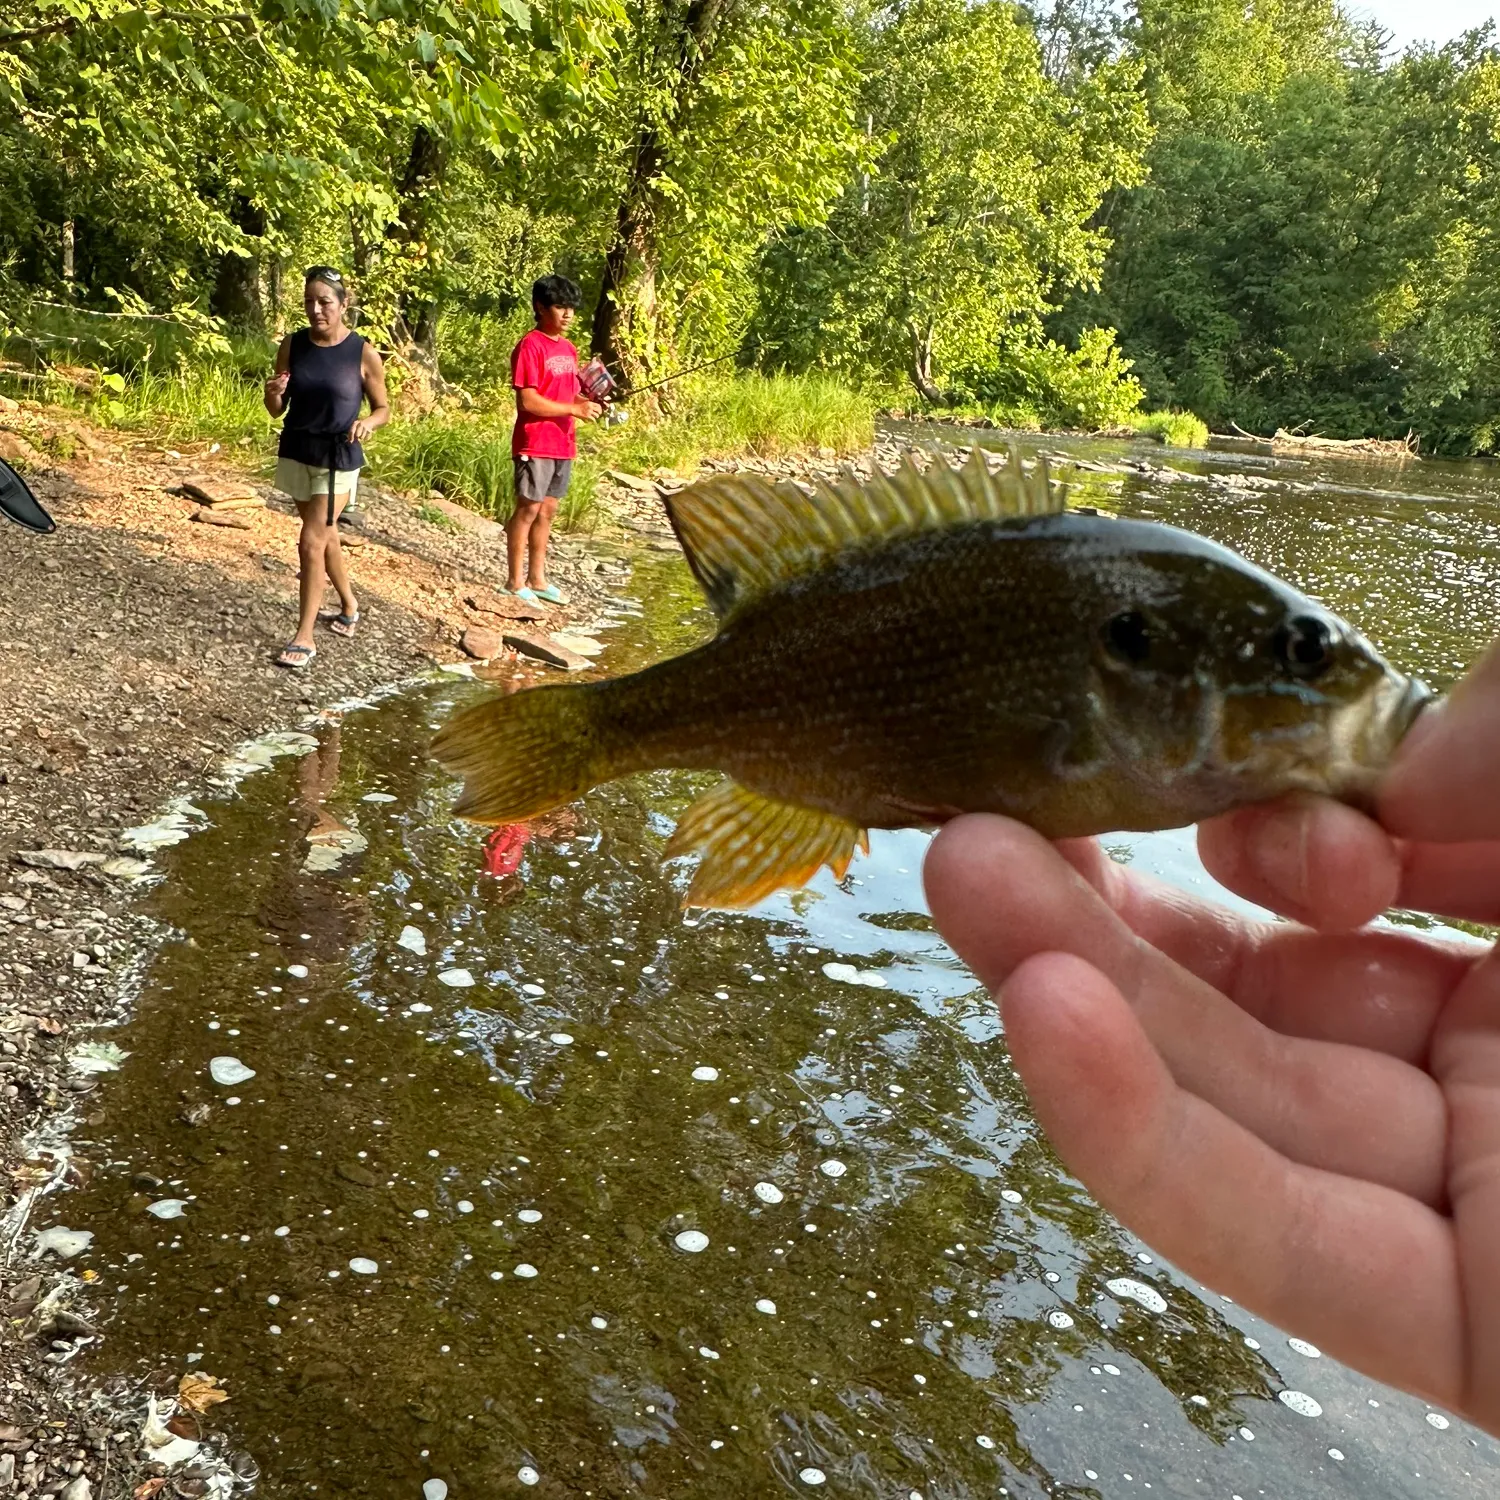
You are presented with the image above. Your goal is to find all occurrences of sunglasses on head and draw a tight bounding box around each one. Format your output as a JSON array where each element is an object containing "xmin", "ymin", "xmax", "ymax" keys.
[{"xmin": 305, "ymin": 266, "xmax": 344, "ymax": 285}]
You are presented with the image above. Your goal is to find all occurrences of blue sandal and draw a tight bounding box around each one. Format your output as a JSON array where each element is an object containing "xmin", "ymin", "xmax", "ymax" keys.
[
  {"xmin": 327, "ymin": 610, "xmax": 360, "ymax": 638},
  {"xmin": 275, "ymin": 643, "xmax": 317, "ymax": 669}
]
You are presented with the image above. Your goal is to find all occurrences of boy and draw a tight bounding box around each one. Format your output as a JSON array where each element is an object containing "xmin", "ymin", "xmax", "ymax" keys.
[{"xmin": 508, "ymin": 274, "xmax": 603, "ymax": 604}]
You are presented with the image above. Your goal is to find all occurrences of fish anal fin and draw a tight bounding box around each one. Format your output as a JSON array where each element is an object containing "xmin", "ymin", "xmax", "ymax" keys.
[
  {"xmin": 663, "ymin": 780, "xmax": 865, "ymax": 910},
  {"xmin": 664, "ymin": 444, "xmax": 1064, "ymax": 620}
]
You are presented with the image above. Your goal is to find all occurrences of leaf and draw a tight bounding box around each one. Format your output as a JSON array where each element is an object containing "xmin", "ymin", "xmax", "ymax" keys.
[
  {"xmin": 178, "ymin": 1372, "xmax": 230, "ymax": 1414},
  {"xmin": 101, "ymin": 372, "xmax": 126, "ymax": 394},
  {"xmin": 134, "ymin": 1480, "xmax": 168, "ymax": 1500}
]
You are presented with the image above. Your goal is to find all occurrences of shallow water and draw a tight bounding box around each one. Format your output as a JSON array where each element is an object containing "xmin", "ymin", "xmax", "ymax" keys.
[{"xmin": 60, "ymin": 431, "xmax": 1500, "ymax": 1497}]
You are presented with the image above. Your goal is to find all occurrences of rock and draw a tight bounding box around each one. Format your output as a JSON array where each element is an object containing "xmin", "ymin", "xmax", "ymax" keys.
[
  {"xmin": 464, "ymin": 591, "xmax": 547, "ymax": 621},
  {"xmin": 459, "ymin": 627, "xmax": 505, "ymax": 661},
  {"xmin": 0, "ymin": 394, "xmax": 18, "ymax": 412},
  {"xmin": 59, "ymin": 1480, "xmax": 92, "ymax": 1500},
  {"xmin": 0, "ymin": 1452, "xmax": 12, "ymax": 1485},
  {"xmin": 548, "ymin": 632, "xmax": 604, "ymax": 658},
  {"xmin": 0, "ymin": 432, "xmax": 40, "ymax": 465},
  {"xmin": 421, "ymin": 496, "xmax": 503, "ymax": 540},
  {"xmin": 335, "ymin": 1162, "xmax": 379, "ymax": 1188},
  {"xmin": 179, "ymin": 476, "xmax": 260, "ymax": 509},
  {"xmin": 0, "ymin": 895, "xmax": 26, "ymax": 911},
  {"xmin": 606, "ymin": 468, "xmax": 664, "ymax": 494},
  {"xmin": 15, "ymin": 850, "xmax": 106, "ymax": 871},
  {"xmin": 189, "ymin": 508, "xmax": 252, "ymax": 530},
  {"xmin": 502, "ymin": 631, "xmax": 591, "ymax": 671}
]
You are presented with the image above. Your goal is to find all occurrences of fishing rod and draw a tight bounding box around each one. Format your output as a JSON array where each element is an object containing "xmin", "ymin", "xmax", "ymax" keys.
[{"xmin": 579, "ymin": 339, "xmax": 775, "ymax": 420}]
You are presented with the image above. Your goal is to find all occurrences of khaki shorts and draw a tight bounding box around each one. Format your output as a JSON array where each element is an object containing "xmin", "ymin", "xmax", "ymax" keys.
[{"xmin": 275, "ymin": 457, "xmax": 361, "ymax": 503}]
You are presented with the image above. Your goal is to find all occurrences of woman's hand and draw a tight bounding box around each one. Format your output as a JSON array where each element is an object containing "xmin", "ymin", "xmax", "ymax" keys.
[
  {"xmin": 263, "ymin": 369, "xmax": 290, "ymax": 415},
  {"xmin": 348, "ymin": 416, "xmax": 376, "ymax": 443},
  {"xmin": 923, "ymin": 640, "xmax": 1500, "ymax": 1436}
]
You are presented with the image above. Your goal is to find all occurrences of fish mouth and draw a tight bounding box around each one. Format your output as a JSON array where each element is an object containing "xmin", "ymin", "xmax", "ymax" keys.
[{"xmin": 1320, "ymin": 669, "xmax": 1434, "ymax": 807}]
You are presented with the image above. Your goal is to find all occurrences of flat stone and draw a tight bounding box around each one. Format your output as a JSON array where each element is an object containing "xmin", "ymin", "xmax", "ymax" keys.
[
  {"xmin": 423, "ymin": 496, "xmax": 503, "ymax": 539},
  {"xmin": 59, "ymin": 1476, "xmax": 93, "ymax": 1500},
  {"xmin": 0, "ymin": 432, "xmax": 40, "ymax": 465},
  {"xmin": 466, "ymin": 591, "xmax": 548, "ymax": 621},
  {"xmin": 15, "ymin": 850, "xmax": 105, "ymax": 871},
  {"xmin": 549, "ymin": 632, "xmax": 604, "ymax": 657},
  {"xmin": 336, "ymin": 1162, "xmax": 379, "ymax": 1188},
  {"xmin": 606, "ymin": 469, "xmax": 662, "ymax": 496},
  {"xmin": 180, "ymin": 475, "xmax": 260, "ymax": 508},
  {"xmin": 460, "ymin": 627, "xmax": 505, "ymax": 661},
  {"xmin": 190, "ymin": 507, "xmax": 252, "ymax": 530},
  {"xmin": 503, "ymin": 631, "xmax": 590, "ymax": 671}
]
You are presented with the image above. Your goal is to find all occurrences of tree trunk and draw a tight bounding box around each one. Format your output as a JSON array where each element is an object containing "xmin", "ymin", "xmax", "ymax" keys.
[
  {"xmin": 592, "ymin": 0, "xmax": 728, "ymax": 383},
  {"xmin": 907, "ymin": 319, "xmax": 944, "ymax": 404},
  {"xmin": 389, "ymin": 125, "xmax": 447, "ymax": 369},
  {"xmin": 211, "ymin": 197, "xmax": 268, "ymax": 329}
]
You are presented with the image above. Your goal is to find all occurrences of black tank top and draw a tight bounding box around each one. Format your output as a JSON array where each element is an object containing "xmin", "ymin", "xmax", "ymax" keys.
[{"xmin": 277, "ymin": 328, "xmax": 367, "ymax": 470}]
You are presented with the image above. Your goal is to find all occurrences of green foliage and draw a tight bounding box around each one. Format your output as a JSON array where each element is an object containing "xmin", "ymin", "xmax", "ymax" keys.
[
  {"xmin": 948, "ymin": 328, "xmax": 1144, "ymax": 430},
  {"xmin": 1133, "ymin": 408, "xmax": 1210, "ymax": 445}
]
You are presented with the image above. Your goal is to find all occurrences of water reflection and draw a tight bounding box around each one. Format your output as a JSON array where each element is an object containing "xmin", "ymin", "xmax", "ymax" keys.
[{"xmin": 60, "ymin": 434, "xmax": 1500, "ymax": 1498}]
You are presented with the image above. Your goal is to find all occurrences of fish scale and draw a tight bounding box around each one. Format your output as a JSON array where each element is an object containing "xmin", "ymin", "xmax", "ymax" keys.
[{"xmin": 432, "ymin": 446, "xmax": 1430, "ymax": 909}]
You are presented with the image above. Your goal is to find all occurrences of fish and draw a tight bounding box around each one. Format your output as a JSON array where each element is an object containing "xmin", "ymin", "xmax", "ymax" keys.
[{"xmin": 431, "ymin": 447, "xmax": 1431, "ymax": 909}]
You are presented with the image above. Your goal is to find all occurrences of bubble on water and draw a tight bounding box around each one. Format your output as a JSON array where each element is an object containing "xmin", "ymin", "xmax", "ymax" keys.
[
  {"xmin": 274, "ymin": 1226, "xmax": 290, "ymax": 1238},
  {"xmin": 1288, "ymin": 1338, "xmax": 1321, "ymax": 1358},
  {"xmin": 753, "ymin": 1182, "xmax": 784, "ymax": 1204},
  {"xmin": 438, "ymin": 969, "xmax": 475, "ymax": 988},
  {"xmin": 1000, "ymin": 1188, "xmax": 1023, "ymax": 1204},
  {"xmin": 514, "ymin": 1263, "xmax": 539, "ymax": 1278},
  {"xmin": 550, "ymin": 1033, "xmax": 574, "ymax": 1046},
  {"xmin": 591, "ymin": 1316, "xmax": 608, "ymax": 1329},
  {"xmin": 287, "ymin": 964, "xmax": 309, "ymax": 978},
  {"xmin": 518, "ymin": 1471, "xmax": 540, "ymax": 1489},
  {"xmin": 715, "ymin": 991, "xmax": 729, "ymax": 1000},
  {"xmin": 1188, "ymin": 1395, "xmax": 1208, "ymax": 1406},
  {"xmin": 976, "ymin": 1435, "xmax": 995, "ymax": 1450},
  {"xmin": 692, "ymin": 1066, "xmax": 720, "ymax": 1081},
  {"xmin": 1328, "ymin": 1449, "xmax": 1345, "ymax": 1461},
  {"xmin": 1278, "ymin": 1391, "xmax": 1322, "ymax": 1417},
  {"xmin": 798, "ymin": 1469, "xmax": 826, "ymax": 1486},
  {"xmin": 397, "ymin": 926, "xmax": 427, "ymax": 956},
  {"xmin": 699, "ymin": 1346, "xmax": 720, "ymax": 1359},
  {"xmin": 410, "ymin": 1003, "xmax": 433, "ymax": 1014},
  {"xmin": 225, "ymin": 1097, "xmax": 242, "ymax": 1107},
  {"xmin": 756, "ymin": 1298, "xmax": 778, "ymax": 1315},
  {"xmin": 362, "ymin": 792, "xmax": 397, "ymax": 803},
  {"xmin": 349, "ymin": 1258, "xmax": 379, "ymax": 1275},
  {"xmin": 146, "ymin": 1199, "xmax": 188, "ymax": 1219},
  {"xmin": 209, "ymin": 1056, "xmax": 255, "ymax": 1086},
  {"xmin": 267, "ymin": 1295, "xmax": 280, "ymax": 1306},
  {"xmin": 820, "ymin": 962, "xmax": 886, "ymax": 988},
  {"xmin": 413, "ymin": 1210, "xmax": 430, "ymax": 1220},
  {"xmin": 1244, "ymin": 1336, "xmax": 1261, "ymax": 1349},
  {"xmin": 819, "ymin": 1160, "xmax": 846, "ymax": 1178},
  {"xmin": 1105, "ymin": 1277, "xmax": 1167, "ymax": 1313},
  {"xmin": 422, "ymin": 1481, "xmax": 448, "ymax": 1500},
  {"xmin": 1238, "ymin": 1427, "xmax": 1255, "ymax": 1441},
  {"xmin": 913, "ymin": 1373, "xmax": 926, "ymax": 1385},
  {"xmin": 518, "ymin": 1209, "xmax": 543, "ymax": 1223},
  {"xmin": 522, "ymin": 983, "xmax": 546, "ymax": 996},
  {"xmin": 1047, "ymin": 1311, "xmax": 1074, "ymax": 1329},
  {"xmin": 674, "ymin": 1230, "xmax": 709, "ymax": 1253},
  {"xmin": 1426, "ymin": 1412, "xmax": 1451, "ymax": 1429},
  {"xmin": 1103, "ymin": 1364, "xmax": 1120, "ymax": 1376}
]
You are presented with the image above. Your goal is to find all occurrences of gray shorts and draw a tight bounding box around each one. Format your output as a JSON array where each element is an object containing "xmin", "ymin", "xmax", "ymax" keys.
[{"xmin": 514, "ymin": 456, "xmax": 573, "ymax": 503}]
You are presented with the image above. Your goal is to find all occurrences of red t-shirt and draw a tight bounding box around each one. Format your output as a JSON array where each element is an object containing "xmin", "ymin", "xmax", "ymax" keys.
[{"xmin": 511, "ymin": 329, "xmax": 579, "ymax": 459}]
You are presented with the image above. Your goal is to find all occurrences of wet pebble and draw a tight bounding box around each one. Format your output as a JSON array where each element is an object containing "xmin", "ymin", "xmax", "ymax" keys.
[
  {"xmin": 752, "ymin": 1182, "xmax": 784, "ymax": 1205},
  {"xmin": 674, "ymin": 1230, "xmax": 709, "ymax": 1253},
  {"xmin": 209, "ymin": 1056, "xmax": 255, "ymax": 1086},
  {"xmin": 438, "ymin": 969, "xmax": 474, "ymax": 987}
]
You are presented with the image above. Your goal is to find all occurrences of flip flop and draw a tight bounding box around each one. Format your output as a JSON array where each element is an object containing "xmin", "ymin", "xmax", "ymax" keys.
[
  {"xmin": 327, "ymin": 610, "xmax": 360, "ymax": 638},
  {"xmin": 531, "ymin": 584, "xmax": 567, "ymax": 605},
  {"xmin": 275, "ymin": 642, "xmax": 317, "ymax": 669},
  {"xmin": 509, "ymin": 587, "xmax": 542, "ymax": 605}
]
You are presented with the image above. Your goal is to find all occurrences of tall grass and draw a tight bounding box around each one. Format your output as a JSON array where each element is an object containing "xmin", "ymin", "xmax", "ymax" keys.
[{"xmin": 1133, "ymin": 409, "xmax": 1209, "ymax": 448}]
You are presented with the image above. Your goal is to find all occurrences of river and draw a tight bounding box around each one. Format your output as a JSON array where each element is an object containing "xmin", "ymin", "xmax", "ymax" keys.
[{"xmin": 52, "ymin": 428, "xmax": 1500, "ymax": 1497}]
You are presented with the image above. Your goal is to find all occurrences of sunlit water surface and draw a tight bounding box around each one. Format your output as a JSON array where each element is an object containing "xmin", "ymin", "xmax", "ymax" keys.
[{"xmin": 60, "ymin": 430, "xmax": 1500, "ymax": 1497}]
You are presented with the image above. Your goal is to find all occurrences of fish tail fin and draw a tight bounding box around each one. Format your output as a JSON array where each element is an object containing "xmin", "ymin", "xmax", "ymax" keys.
[
  {"xmin": 665, "ymin": 779, "xmax": 867, "ymax": 909},
  {"xmin": 431, "ymin": 683, "xmax": 620, "ymax": 824}
]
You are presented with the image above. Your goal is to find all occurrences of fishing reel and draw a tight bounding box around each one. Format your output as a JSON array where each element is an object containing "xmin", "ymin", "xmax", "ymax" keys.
[{"xmin": 579, "ymin": 357, "xmax": 629, "ymax": 427}]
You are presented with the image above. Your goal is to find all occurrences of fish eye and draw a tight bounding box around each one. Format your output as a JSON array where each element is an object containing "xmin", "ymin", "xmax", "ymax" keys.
[
  {"xmin": 1102, "ymin": 610, "xmax": 1152, "ymax": 665},
  {"xmin": 1274, "ymin": 614, "xmax": 1334, "ymax": 679}
]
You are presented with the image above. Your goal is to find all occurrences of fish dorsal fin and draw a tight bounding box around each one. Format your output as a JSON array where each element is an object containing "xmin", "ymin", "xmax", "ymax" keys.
[
  {"xmin": 663, "ymin": 779, "xmax": 869, "ymax": 909},
  {"xmin": 665, "ymin": 444, "xmax": 1064, "ymax": 619}
]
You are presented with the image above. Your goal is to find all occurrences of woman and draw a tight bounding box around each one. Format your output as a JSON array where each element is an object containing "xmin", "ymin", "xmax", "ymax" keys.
[{"xmin": 264, "ymin": 266, "xmax": 390, "ymax": 669}]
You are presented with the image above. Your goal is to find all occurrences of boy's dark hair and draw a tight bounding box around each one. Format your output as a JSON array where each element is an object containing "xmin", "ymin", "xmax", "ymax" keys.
[{"xmin": 532, "ymin": 274, "xmax": 582, "ymax": 311}]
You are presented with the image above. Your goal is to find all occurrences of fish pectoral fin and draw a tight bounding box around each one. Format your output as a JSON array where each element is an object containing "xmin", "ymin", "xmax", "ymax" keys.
[{"xmin": 663, "ymin": 781, "xmax": 866, "ymax": 910}]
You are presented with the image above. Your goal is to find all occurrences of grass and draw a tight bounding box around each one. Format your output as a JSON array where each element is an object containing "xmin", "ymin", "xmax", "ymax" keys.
[{"xmin": 1133, "ymin": 409, "xmax": 1210, "ymax": 448}]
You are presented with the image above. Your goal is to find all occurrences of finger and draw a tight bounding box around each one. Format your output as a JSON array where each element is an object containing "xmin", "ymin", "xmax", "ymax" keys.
[
  {"xmin": 1382, "ymin": 639, "xmax": 1500, "ymax": 840},
  {"xmin": 926, "ymin": 816, "xmax": 1450, "ymax": 1199},
  {"xmin": 1000, "ymin": 951, "xmax": 1463, "ymax": 1410},
  {"xmin": 1053, "ymin": 830, "xmax": 1472, "ymax": 1060},
  {"xmin": 1197, "ymin": 795, "xmax": 1400, "ymax": 931},
  {"xmin": 1398, "ymin": 841, "xmax": 1500, "ymax": 924}
]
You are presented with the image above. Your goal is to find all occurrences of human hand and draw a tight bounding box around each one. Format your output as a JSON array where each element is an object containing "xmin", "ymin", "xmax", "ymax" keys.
[
  {"xmin": 572, "ymin": 398, "xmax": 604, "ymax": 421},
  {"xmin": 923, "ymin": 638, "xmax": 1500, "ymax": 1436},
  {"xmin": 348, "ymin": 416, "xmax": 375, "ymax": 443},
  {"xmin": 265, "ymin": 371, "xmax": 290, "ymax": 397}
]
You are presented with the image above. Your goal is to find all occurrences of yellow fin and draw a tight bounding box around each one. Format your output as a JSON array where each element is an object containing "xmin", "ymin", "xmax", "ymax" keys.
[
  {"xmin": 665, "ymin": 444, "xmax": 1064, "ymax": 618},
  {"xmin": 663, "ymin": 780, "xmax": 868, "ymax": 910}
]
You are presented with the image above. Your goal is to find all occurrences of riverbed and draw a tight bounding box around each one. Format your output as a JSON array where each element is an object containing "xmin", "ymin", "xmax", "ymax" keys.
[{"xmin": 53, "ymin": 429, "xmax": 1500, "ymax": 1497}]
